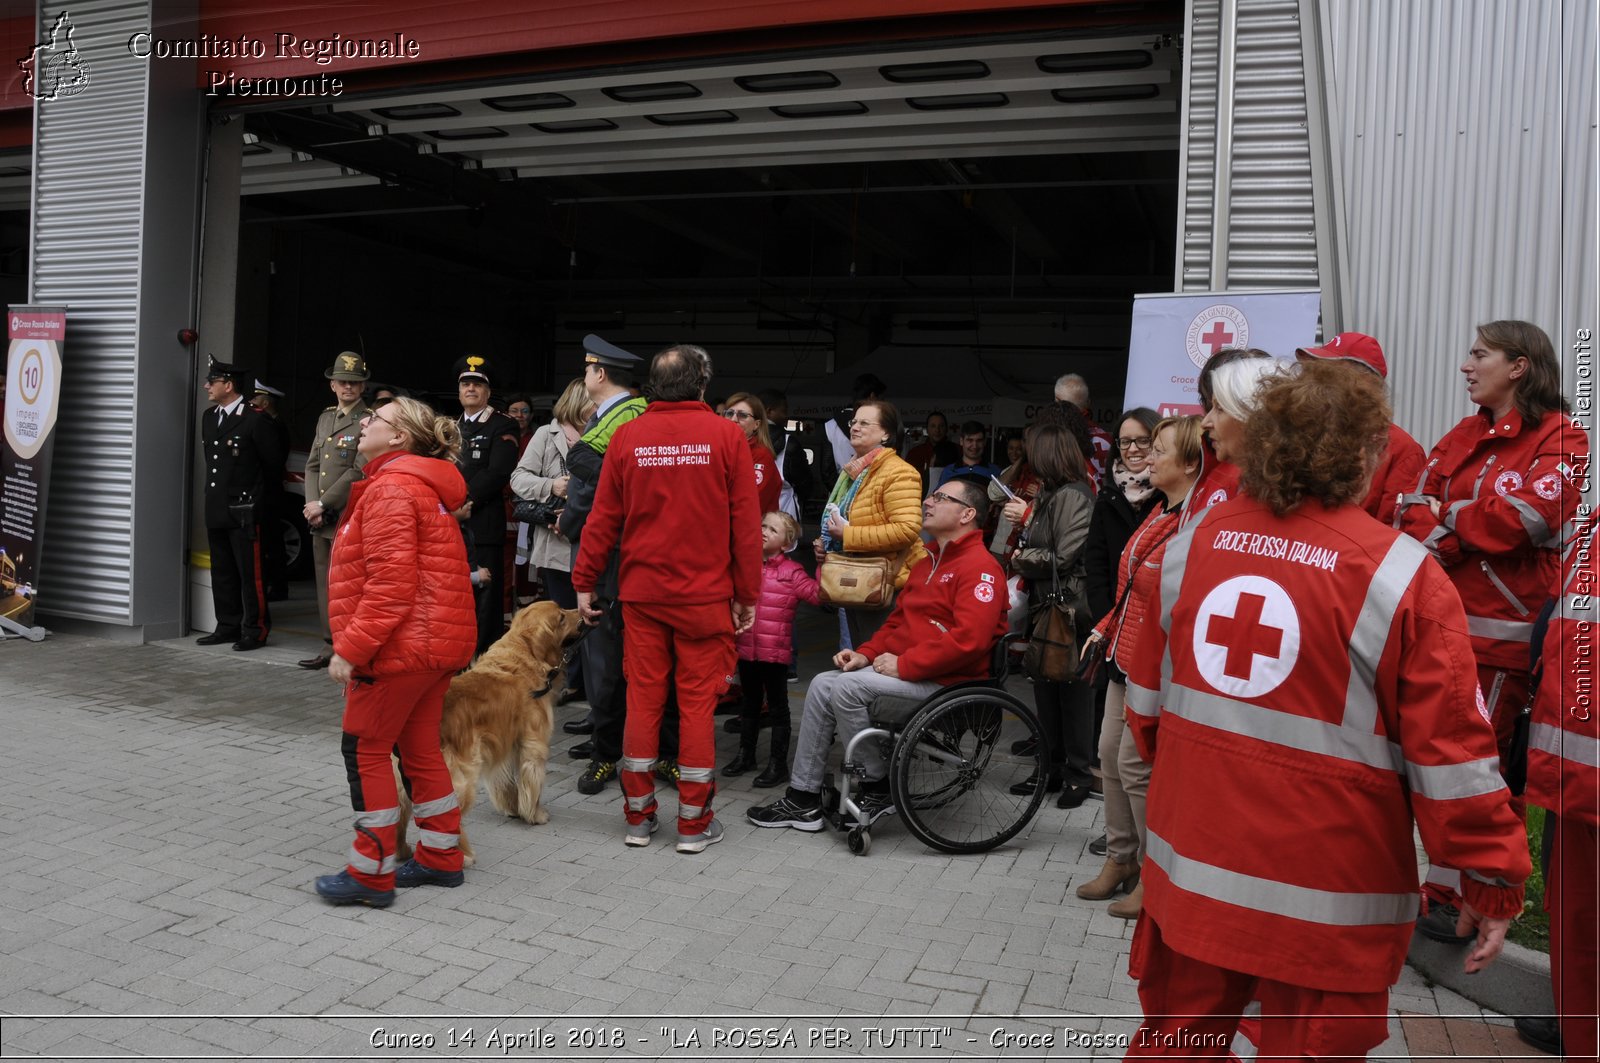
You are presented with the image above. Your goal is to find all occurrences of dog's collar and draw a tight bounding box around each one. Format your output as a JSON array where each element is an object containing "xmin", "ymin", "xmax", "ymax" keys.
[{"xmin": 529, "ymin": 621, "xmax": 596, "ymax": 700}]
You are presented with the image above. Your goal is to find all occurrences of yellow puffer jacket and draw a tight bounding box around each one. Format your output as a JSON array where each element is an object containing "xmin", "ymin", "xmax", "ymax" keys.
[{"xmin": 838, "ymin": 450, "xmax": 928, "ymax": 588}]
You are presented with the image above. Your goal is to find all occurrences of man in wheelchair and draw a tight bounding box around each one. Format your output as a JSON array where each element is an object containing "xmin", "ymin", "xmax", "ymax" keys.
[{"xmin": 747, "ymin": 474, "xmax": 1009, "ymax": 832}]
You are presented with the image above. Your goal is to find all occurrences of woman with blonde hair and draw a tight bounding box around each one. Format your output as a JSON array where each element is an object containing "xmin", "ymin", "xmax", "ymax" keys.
[
  {"xmin": 315, "ymin": 396, "xmax": 478, "ymax": 907},
  {"xmin": 511, "ymin": 378, "xmax": 594, "ymax": 704},
  {"xmin": 1077, "ymin": 414, "xmax": 1203, "ymax": 917}
]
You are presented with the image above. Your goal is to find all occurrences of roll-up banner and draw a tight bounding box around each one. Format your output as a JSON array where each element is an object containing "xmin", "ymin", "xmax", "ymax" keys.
[
  {"xmin": 1, "ymin": 306, "xmax": 66, "ymax": 631},
  {"xmin": 1124, "ymin": 290, "xmax": 1322, "ymax": 416}
]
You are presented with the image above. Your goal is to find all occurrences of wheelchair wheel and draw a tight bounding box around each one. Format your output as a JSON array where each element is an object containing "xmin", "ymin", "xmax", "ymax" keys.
[
  {"xmin": 889, "ymin": 689, "xmax": 1045, "ymax": 854},
  {"xmin": 847, "ymin": 826, "xmax": 871, "ymax": 856}
]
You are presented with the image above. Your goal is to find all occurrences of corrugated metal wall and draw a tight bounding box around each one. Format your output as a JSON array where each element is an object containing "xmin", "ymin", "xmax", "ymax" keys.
[
  {"xmin": 30, "ymin": 0, "xmax": 150, "ymax": 622},
  {"xmin": 31, "ymin": 0, "xmax": 202, "ymax": 635},
  {"xmin": 1317, "ymin": 0, "xmax": 1596, "ymax": 449},
  {"xmin": 1176, "ymin": 0, "xmax": 1319, "ymax": 290},
  {"xmin": 1175, "ymin": 0, "xmax": 1219, "ymax": 288}
]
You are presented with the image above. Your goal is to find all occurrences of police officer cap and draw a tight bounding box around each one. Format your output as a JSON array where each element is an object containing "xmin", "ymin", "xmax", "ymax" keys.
[
  {"xmin": 252, "ymin": 379, "xmax": 285, "ymax": 398},
  {"xmin": 205, "ymin": 355, "xmax": 248, "ymax": 383},
  {"xmin": 582, "ymin": 334, "xmax": 641, "ymax": 371},
  {"xmin": 325, "ymin": 351, "xmax": 371, "ymax": 382},
  {"xmin": 454, "ymin": 354, "xmax": 493, "ymax": 386}
]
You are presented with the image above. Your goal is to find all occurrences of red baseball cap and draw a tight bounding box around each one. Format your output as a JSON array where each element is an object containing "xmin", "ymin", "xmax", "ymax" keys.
[{"xmin": 1296, "ymin": 332, "xmax": 1387, "ymax": 378}]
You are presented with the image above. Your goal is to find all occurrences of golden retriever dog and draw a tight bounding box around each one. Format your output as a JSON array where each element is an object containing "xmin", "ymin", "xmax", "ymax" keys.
[{"xmin": 395, "ymin": 601, "xmax": 584, "ymax": 866}]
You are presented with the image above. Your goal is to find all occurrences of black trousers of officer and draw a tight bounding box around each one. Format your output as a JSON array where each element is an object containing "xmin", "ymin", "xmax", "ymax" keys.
[
  {"xmin": 471, "ymin": 542, "xmax": 505, "ymax": 657},
  {"xmin": 207, "ymin": 521, "xmax": 270, "ymax": 642}
]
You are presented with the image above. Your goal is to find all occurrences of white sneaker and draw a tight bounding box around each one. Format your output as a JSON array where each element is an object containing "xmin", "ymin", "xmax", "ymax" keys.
[
  {"xmin": 676, "ymin": 817, "xmax": 725, "ymax": 854},
  {"xmin": 625, "ymin": 814, "xmax": 658, "ymax": 848}
]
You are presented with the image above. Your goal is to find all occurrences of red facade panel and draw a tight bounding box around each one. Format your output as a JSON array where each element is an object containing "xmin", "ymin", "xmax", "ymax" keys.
[{"xmin": 0, "ymin": 15, "xmax": 38, "ymax": 116}]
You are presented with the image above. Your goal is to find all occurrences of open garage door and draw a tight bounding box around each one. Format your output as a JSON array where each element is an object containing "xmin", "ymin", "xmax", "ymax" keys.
[{"xmin": 227, "ymin": 23, "xmax": 1183, "ymax": 442}]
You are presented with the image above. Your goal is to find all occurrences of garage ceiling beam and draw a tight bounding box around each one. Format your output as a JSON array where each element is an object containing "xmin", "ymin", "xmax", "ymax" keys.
[
  {"xmin": 337, "ymin": 35, "xmax": 1178, "ymax": 121},
  {"xmin": 542, "ymin": 177, "xmax": 1175, "ymax": 205}
]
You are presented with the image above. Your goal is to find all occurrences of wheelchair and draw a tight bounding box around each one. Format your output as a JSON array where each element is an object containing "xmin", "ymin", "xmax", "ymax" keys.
[{"xmin": 824, "ymin": 634, "xmax": 1047, "ymax": 856}]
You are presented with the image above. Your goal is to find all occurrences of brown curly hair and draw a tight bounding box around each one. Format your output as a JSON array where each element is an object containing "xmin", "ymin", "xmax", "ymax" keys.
[{"xmin": 1240, "ymin": 361, "xmax": 1390, "ymax": 515}]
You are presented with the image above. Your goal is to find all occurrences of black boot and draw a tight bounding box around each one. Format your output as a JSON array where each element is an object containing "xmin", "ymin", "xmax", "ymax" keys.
[
  {"xmin": 753, "ymin": 727, "xmax": 791, "ymax": 788},
  {"xmin": 722, "ymin": 743, "xmax": 759, "ymax": 777}
]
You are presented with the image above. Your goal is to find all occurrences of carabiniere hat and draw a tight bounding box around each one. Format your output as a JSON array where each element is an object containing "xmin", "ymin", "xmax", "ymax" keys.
[
  {"xmin": 1296, "ymin": 331, "xmax": 1388, "ymax": 379},
  {"xmin": 325, "ymin": 351, "xmax": 371, "ymax": 382},
  {"xmin": 205, "ymin": 355, "xmax": 247, "ymax": 383},
  {"xmin": 454, "ymin": 354, "xmax": 492, "ymax": 385},
  {"xmin": 582, "ymin": 333, "xmax": 641, "ymax": 371}
]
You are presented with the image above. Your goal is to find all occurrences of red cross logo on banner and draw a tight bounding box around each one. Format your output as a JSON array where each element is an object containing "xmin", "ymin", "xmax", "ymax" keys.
[
  {"xmin": 1183, "ymin": 303, "xmax": 1251, "ymax": 368},
  {"xmin": 1200, "ymin": 320, "xmax": 1236, "ymax": 355},
  {"xmin": 1192, "ymin": 575, "xmax": 1301, "ymax": 697}
]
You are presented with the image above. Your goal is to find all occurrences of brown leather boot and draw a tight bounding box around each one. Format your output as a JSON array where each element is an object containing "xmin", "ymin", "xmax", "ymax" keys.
[
  {"xmin": 1107, "ymin": 881, "xmax": 1144, "ymax": 919},
  {"xmin": 1075, "ymin": 858, "xmax": 1140, "ymax": 900}
]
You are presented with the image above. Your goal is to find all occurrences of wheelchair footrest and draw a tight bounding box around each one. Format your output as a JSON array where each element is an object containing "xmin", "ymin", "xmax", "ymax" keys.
[{"xmin": 819, "ymin": 779, "xmax": 847, "ymax": 832}]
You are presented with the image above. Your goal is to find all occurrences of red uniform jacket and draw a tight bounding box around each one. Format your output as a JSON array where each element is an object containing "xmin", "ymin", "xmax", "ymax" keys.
[
  {"xmin": 1124, "ymin": 496, "xmax": 1528, "ymax": 993},
  {"xmin": 329, "ymin": 452, "xmax": 477, "ymax": 677},
  {"xmin": 1527, "ymin": 515, "xmax": 1599, "ymax": 827},
  {"xmin": 1184, "ymin": 442, "xmax": 1238, "ymax": 528},
  {"xmin": 749, "ymin": 437, "xmax": 782, "ymax": 517},
  {"xmin": 1092, "ymin": 502, "xmax": 1183, "ymax": 673},
  {"xmin": 572, "ymin": 400, "xmax": 763, "ymax": 608},
  {"xmin": 1364, "ymin": 422, "xmax": 1427, "ymax": 528},
  {"xmin": 1404, "ymin": 408, "xmax": 1588, "ymax": 669},
  {"xmin": 859, "ymin": 529, "xmax": 1008, "ymax": 684}
]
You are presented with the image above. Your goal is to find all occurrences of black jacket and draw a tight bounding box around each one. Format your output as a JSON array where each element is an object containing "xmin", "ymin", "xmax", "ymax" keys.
[
  {"xmin": 200, "ymin": 402, "xmax": 285, "ymax": 530},
  {"xmin": 456, "ymin": 409, "xmax": 519, "ymax": 545},
  {"xmin": 1084, "ymin": 471, "xmax": 1161, "ymax": 625}
]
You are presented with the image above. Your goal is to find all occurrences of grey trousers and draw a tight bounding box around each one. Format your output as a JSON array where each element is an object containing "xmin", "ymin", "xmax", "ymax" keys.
[{"xmin": 791, "ymin": 668, "xmax": 941, "ymax": 793}]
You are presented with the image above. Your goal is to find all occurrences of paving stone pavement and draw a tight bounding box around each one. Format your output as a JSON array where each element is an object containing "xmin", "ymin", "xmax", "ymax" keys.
[{"xmin": 0, "ymin": 596, "xmax": 1533, "ymax": 1061}]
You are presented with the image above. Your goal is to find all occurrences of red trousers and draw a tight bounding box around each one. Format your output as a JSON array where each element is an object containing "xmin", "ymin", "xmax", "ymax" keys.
[
  {"xmin": 1549, "ymin": 812, "xmax": 1599, "ymax": 1063},
  {"xmin": 619, "ymin": 602, "xmax": 734, "ymax": 834},
  {"xmin": 1125, "ymin": 915, "xmax": 1389, "ymax": 1062},
  {"xmin": 340, "ymin": 669, "xmax": 462, "ymax": 889},
  {"xmin": 1423, "ymin": 663, "xmax": 1530, "ymax": 907}
]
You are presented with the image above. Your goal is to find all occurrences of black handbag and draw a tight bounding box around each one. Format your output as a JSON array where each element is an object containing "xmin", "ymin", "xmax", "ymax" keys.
[
  {"xmin": 1076, "ymin": 512, "xmax": 1182, "ymax": 685},
  {"xmin": 513, "ymin": 497, "xmax": 564, "ymax": 526},
  {"xmin": 513, "ymin": 452, "xmax": 567, "ymax": 526}
]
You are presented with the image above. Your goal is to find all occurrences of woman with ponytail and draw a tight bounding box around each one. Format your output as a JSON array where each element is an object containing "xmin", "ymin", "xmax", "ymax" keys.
[{"xmin": 314, "ymin": 396, "xmax": 479, "ymax": 908}]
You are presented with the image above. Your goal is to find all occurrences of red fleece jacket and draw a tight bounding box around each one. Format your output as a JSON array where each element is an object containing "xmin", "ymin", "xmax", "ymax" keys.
[
  {"xmin": 859, "ymin": 528, "xmax": 1008, "ymax": 683},
  {"xmin": 572, "ymin": 400, "xmax": 763, "ymax": 607}
]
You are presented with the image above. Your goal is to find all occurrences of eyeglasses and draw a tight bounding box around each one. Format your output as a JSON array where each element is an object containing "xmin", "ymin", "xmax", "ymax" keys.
[
  {"xmin": 723, "ymin": 409, "xmax": 755, "ymax": 421},
  {"xmin": 927, "ymin": 490, "xmax": 974, "ymax": 509},
  {"xmin": 362, "ymin": 412, "xmax": 397, "ymax": 428},
  {"xmin": 1117, "ymin": 436, "xmax": 1153, "ymax": 451},
  {"xmin": 848, "ymin": 419, "xmax": 881, "ymax": 429}
]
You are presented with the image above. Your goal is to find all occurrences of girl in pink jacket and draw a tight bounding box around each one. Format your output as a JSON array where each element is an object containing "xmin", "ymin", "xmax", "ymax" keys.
[{"xmin": 723, "ymin": 512, "xmax": 820, "ymax": 787}]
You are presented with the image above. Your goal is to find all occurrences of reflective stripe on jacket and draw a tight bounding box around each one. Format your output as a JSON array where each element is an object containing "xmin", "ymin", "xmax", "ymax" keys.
[
  {"xmin": 1402, "ymin": 409, "xmax": 1588, "ymax": 669},
  {"xmin": 1526, "ymin": 516, "xmax": 1600, "ymax": 825}
]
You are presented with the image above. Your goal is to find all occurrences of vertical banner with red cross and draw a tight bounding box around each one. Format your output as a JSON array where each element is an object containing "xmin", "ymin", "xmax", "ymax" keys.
[
  {"xmin": 0, "ymin": 306, "xmax": 67, "ymax": 629},
  {"xmin": 1123, "ymin": 290, "xmax": 1322, "ymax": 416}
]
